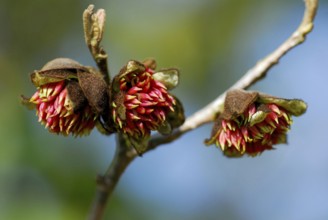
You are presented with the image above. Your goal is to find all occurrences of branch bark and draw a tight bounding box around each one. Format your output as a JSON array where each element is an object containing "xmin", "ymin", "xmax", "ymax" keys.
[
  {"xmin": 88, "ymin": 134, "xmax": 136, "ymax": 220},
  {"xmin": 88, "ymin": 0, "xmax": 318, "ymax": 219},
  {"xmin": 148, "ymin": 0, "xmax": 318, "ymax": 150}
]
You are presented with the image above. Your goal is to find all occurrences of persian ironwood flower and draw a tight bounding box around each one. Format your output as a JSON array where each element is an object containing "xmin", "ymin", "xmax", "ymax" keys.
[
  {"xmin": 22, "ymin": 58, "xmax": 110, "ymax": 136},
  {"xmin": 111, "ymin": 60, "xmax": 182, "ymax": 142},
  {"xmin": 205, "ymin": 89, "xmax": 307, "ymax": 157}
]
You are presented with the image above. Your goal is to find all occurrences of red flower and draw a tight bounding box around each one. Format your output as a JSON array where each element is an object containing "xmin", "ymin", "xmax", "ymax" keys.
[
  {"xmin": 29, "ymin": 81, "xmax": 97, "ymax": 136},
  {"xmin": 215, "ymin": 103, "xmax": 291, "ymax": 157},
  {"xmin": 112, "ymin": 60, "xmax": 177, "ymax": 139},
  {"xmin": 205, "ymin": 90, "xmax": 307, "ymax": 157},
  {"xmin": 22, "ymin": 58, "xmax": 110, "ymax": 136}
]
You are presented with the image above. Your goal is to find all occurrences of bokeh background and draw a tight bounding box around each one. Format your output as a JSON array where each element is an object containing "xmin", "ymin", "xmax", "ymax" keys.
[{"xmin": 1, "ymin": 0, "xmax": 327, "ymax": 219}]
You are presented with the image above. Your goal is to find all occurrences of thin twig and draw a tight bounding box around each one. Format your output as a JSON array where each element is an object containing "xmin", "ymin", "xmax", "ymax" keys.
[
  {"xmin": 88, "ymin": 134, "xmax": 136, "ymax": 220},
  {"xmin": 147, "ymin": 0, "xmax": 318, "ymax": 151}
]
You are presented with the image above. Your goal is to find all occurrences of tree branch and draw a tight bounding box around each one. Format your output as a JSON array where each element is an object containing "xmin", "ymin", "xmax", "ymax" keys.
[
  {"xmin": 88, "ymin": 134, "xmax": 137, "ymax": 220},
  {"xmin": 147, "ymin": 0, "xmax": 318, "ymax": 151},
  {"xmin": 88, "ymin": 0, "xmax": 318, "ymax": 219}
]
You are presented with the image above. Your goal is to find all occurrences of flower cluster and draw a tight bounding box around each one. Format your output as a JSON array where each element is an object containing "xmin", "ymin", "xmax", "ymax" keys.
[
  {"xmin": 22, "ymin": 58, "xmax": 183, "ymax": 147},
  {"xmin": 213, "ymin": 103, "xmax": 291, "ymax": 157},
  {"xmin": 29, "ymin": 81, "xmax": 97, "ymax": 136},
  {"xmin": 22, "ymin": 58, "xmax": 109, "ymax": 137},
  {"xmin": 111, "ymin": 60, "xmax": 179, "ymax": 140},
  {"xmin": 205, "ymin": 90, "xmax": 307, "ymax": 157}
]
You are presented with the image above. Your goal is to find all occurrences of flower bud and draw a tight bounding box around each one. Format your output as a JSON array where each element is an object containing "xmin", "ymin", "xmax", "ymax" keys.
[
  {"xmin": 111, "ymin": 60, "xmax": 183, "ymax": 153},
  {"xmin": 205, "ymin": 89, "xmax": 307, "ymax": 157},
  {"xmin": 22, "ymin": 58, "xmax": 111, "ymax": 136}
]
